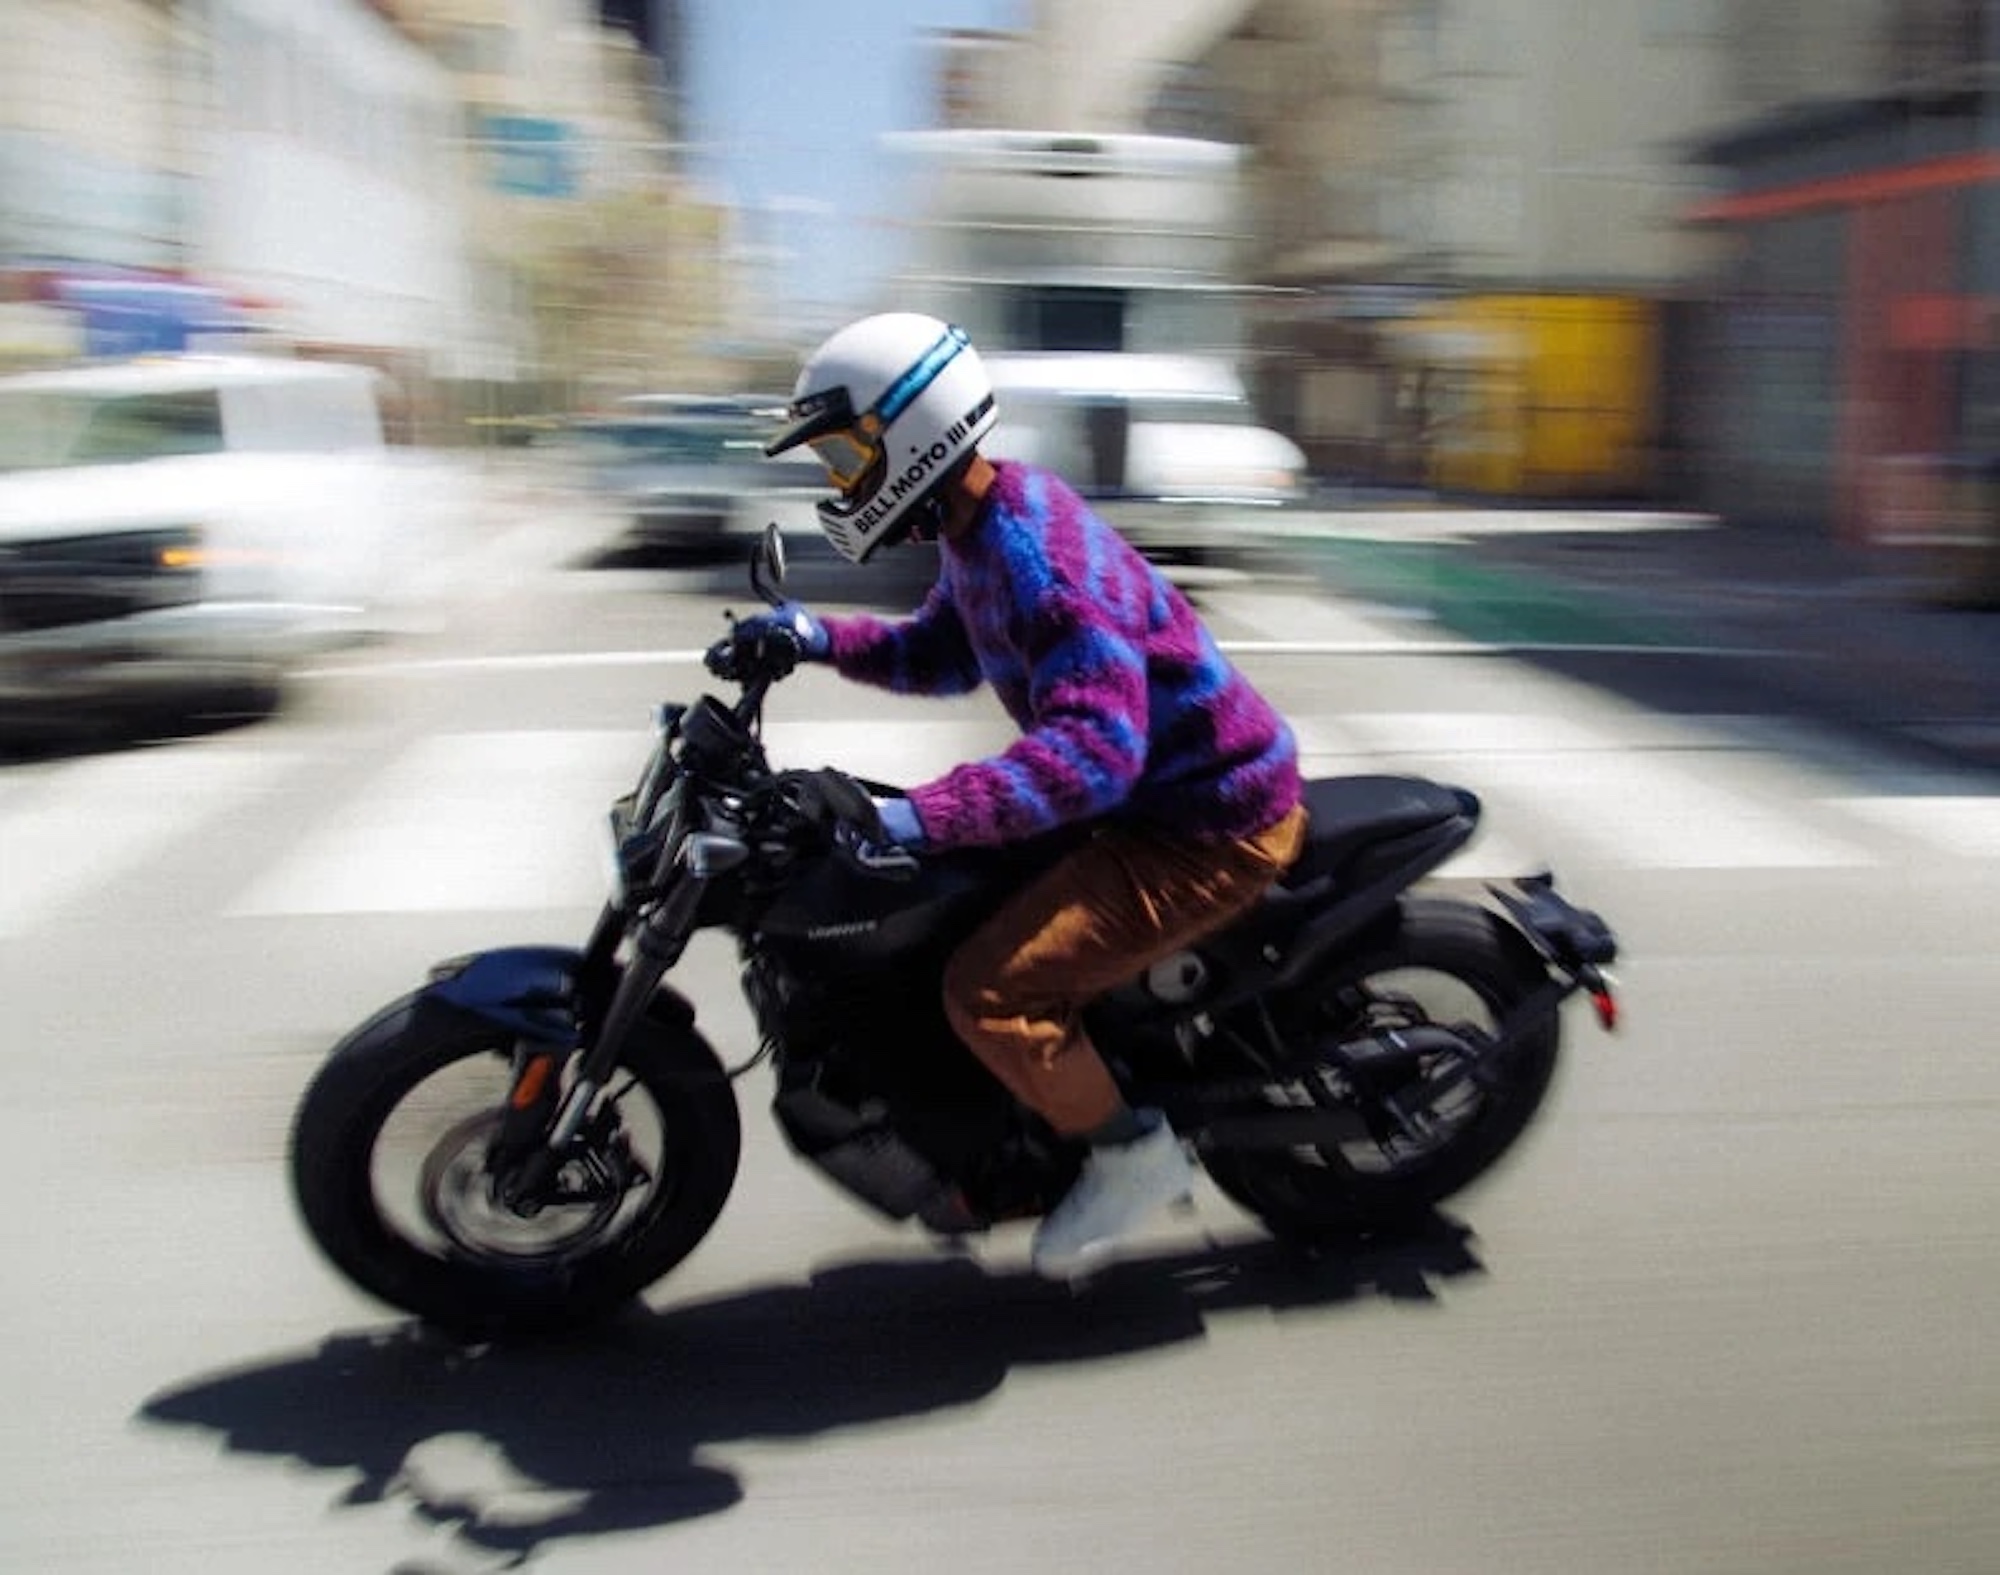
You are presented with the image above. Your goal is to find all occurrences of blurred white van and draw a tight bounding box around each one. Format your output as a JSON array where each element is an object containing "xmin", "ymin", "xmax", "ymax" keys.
[
  {"xmin": 981, "ymin": 352, "xmax": 1307, "ymax": 564},
  {"xmin": 0, "ymin": 355, "xmax": 425, "ymax": 731}
]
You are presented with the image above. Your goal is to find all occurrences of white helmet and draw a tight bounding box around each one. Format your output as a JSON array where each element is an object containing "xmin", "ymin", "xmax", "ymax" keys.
[{"xmin": 764, "ymin": 312, "xmax": 998, "ymax": 564}]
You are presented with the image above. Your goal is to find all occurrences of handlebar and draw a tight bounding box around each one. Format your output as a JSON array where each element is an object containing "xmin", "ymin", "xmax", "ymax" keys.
[
  {"xmin": 705, "ymin": 619, "xmax": 805, "ymax": 688},
  {"xmin": 696, "ymin": 527, "xmax": 918, "ymax": 880}
]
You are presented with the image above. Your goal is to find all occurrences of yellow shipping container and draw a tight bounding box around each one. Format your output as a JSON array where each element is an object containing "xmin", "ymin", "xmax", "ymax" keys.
[{"xmin": 1395, "ymin": 295, "xmax": 1659, "ymax": 499}]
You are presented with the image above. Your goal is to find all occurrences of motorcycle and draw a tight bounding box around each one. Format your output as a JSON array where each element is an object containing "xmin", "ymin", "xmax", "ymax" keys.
[{"xmin": 289, "ymin": 524, "xmax": 1619, "ymax": 1338}]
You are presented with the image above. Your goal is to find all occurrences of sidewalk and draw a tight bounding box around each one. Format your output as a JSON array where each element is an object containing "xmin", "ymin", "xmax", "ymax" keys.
[{"xmin": 1442, "ymin": 516, "xmax": 2000, "ymax": 774}]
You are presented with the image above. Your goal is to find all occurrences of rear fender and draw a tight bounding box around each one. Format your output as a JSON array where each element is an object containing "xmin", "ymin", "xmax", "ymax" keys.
[
  {"xmin": 421, "ymin": 945, "xmax": 696, "ymax": 1047},
  {"xmin": 1489, "ymin": 874, "xmax": 1618, "ymax": 971},
  {"xmin": 1267, "ymin": 819, "xmax": 1477, "ymax": 990}
]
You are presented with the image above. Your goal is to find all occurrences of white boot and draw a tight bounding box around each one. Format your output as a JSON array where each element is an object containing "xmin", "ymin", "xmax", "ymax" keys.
[{"xmin": 1031, "ymin": 1114, "xmax": 1194, "ymax": 1279}]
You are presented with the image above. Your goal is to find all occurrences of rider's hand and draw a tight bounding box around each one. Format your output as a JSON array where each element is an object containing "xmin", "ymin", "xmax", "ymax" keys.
[
  {"xmin": 704, "ymin": 601, "xmax": 827, "ymax": 683},
  {"xmin": 834, "ymin": 796, "xmax": 922, "ymax": 878},
  {"xmin": 738, "ymin": 601, "xmax": 829, "ymax": 660}
]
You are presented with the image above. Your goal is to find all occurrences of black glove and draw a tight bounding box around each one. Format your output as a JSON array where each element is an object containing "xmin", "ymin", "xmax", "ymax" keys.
[
  {"xmin": 779, "ymin": 768, "xmax": 920, "ymax": 878},
  {"xmin": 781, "ymin": 766, "xmax": 878, "ymax": 829},
  {"xmin": 705, "ymin": 618, "xmax": 800, "ymax": 684}
]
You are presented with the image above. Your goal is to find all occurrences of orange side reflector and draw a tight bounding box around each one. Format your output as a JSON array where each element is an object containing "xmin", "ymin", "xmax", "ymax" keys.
[{"xmin": 510, "ymin": 1054, "xmax": 557, "ymax": 1109}]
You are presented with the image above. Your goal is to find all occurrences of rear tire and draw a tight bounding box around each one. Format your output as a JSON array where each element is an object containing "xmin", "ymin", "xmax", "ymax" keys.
[
  {"xmin": 1203, "ymin": 895, "xmax": 1559, "ymax": 1243},
  {"xmin": 290, "ymin": 995, "xmax": 741, "ymax": 1339}
]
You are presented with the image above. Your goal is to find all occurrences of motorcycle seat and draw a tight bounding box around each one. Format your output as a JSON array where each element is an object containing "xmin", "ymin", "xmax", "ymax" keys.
[{"xmin": 1280, "ymin": 775, "xmax": 1479, "ymax": 889}]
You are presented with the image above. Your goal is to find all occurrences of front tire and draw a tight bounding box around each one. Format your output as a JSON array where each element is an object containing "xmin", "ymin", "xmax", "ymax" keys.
[
  {"xmin": 1203, "ymin": 895, "xmax": 1559, "ymax": 1243},
  {"xmin": 290, "ymin": 995, "xmax": 741, "ymax": 1339}
]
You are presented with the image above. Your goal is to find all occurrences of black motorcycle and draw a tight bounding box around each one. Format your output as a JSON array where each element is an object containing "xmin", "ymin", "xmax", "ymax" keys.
[{"xmin": 290, "ymin": 525, "xmax": 1619, "ymax": 1337}]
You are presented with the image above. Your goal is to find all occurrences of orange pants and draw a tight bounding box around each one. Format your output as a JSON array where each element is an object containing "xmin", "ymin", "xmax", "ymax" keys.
[{"xmin": 941, "ymin": 804, "xmax": 1308, "ymax": 1136}]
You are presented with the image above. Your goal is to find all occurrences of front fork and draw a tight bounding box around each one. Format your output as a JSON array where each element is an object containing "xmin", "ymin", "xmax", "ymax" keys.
[{"xmin": 491, "ymin": 875, "xmax": 708, "ymax": 1208}]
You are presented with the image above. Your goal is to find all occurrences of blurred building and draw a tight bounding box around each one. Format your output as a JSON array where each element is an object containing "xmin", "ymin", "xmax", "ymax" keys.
[
  {"xmin": 0, "ymin": 0, "xmax": 728, "ymax": 433},
  {"xmin": 982, "ymin": 0, "xmax": 1245, "ymax": 132},
  {"xmin": 0, "ymin": 0, "xmax": 216, "ymax": 364},
  {"xmin": 0, "ymin": 3, "xmax": 189, "ymax": 274},
  {"xmin": 1687, "ymin": 0, "xmax": 2000, "ymax": 543},
  {"xmin": 926, "ymin": 2, "xmax": 1736, "ymax": 503},
  {"xmin": 893, "ymin": 128, "xmax": 1250, "ymax": 356},
  {"xmin": 1170, "ymin": 0, "xmax": 1739, "ymax": 499},
  {"xmin": 0, "ymin": 0, "xmax": 492, "ymax": 435},
  {"xmin": 370, "ymin": 0, "xmax": 730, "ymax": 411},
  {"xmin": 197, "ymin": 0, "xmax": 482, "ymax": 428},
  {"xmin": 596, "ymin": 0, "xmax": 685, "ymax": 145}
]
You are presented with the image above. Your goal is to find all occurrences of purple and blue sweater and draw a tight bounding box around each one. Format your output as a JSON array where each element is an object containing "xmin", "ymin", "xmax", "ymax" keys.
[{"xmin": 819, "ymin": 461, "xmax": 1301, "ymax": 851}]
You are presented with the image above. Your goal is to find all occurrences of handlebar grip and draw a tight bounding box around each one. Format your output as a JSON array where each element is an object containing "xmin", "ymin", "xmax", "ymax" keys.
[{"xmin": 706, "ymin": 625, "xmax": 803, "ymax": 684}]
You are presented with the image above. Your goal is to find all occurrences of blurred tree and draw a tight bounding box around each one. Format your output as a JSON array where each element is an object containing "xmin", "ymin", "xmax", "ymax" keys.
[{"xmin": 516, "ymin": 182, "xmax": 729, "ymax": 408}]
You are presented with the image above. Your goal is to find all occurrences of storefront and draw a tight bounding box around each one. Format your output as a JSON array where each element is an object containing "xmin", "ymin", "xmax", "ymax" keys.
[
  {"xmin": 1, "ymin": 267, "xmax": 260, "ymax": 365},
  {"xmin": 1691, "ymin": 98, "xmax": 2000, "ymax": 546}
]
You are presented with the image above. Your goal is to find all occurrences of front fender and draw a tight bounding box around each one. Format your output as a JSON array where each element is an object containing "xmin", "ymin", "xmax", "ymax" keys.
[{"xmin": 422, "ymin": 945, "xmax": 696, "ymax": 1046}]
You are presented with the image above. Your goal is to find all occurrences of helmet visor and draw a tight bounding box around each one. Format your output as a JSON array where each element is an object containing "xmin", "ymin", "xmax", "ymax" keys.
[{"xmin": 806, "ymin": 424, "xmax": 881, "ymax": 493}]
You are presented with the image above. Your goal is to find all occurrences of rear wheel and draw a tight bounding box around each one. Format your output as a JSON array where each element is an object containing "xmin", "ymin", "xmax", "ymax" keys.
[
  {"xmin": 290, "ymin": 996, "xmax": 740, "ymax": 1338},
  {"xmin": 1203, "ymin": 896, "xmax": 1559, "ymax": 1243}
]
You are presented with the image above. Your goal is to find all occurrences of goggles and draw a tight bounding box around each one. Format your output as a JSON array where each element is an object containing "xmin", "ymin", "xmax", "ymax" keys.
[
  {"xmin": 807, "ymin": 420, "xmax": 883, "ymax": 494},
  {"xmin": 771, "ymin": 324, "xmax": 971, "ymax": 493}
]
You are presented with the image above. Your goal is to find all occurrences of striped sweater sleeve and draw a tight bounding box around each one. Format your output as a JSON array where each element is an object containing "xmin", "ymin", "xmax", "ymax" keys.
[
  {"xmin": 818, "ymin": 578, "xmax": 982, "ymax": 697},
  {"xmin": 904, "ymin": 580, "xmax": 1149, "ymax": 848}
]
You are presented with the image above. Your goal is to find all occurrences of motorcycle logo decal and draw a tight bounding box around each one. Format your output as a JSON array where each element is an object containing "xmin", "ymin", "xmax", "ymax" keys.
[{"xmin": 806, "ymin": 919, "xmax": 878, "ymax": 940}]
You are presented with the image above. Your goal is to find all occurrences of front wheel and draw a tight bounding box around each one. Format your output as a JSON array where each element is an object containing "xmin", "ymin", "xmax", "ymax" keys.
[
  {"xmin": 290, "ymin": 995, "xmax": 741, "ymax": 1339},
  {"xmin": 1203, "ymin": 895, "xmax": 1560, "ymax": 1243}
]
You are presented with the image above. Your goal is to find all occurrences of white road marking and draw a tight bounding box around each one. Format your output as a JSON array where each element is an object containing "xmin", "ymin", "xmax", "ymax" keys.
[
  {"xmin": 760, "ymin": 717, "xmax": 1016, "ymax": 785},
  {"xmin": 296, "ymin": 629, "xmax": 1747, "ymax": 682},
  {"xmin": 1462, "ymin": 750, "xmax": 1874, "ymax": 870},
  {"xmin": 1824, "ymin": 796, "xmax": 2000, "ymax": 859},
  {"xmin": 296, "ymin": 649, "xmax": 708, "ymax": 679},
  {"xmin": 1294, "ymin": 712, "xmax": 1880, "ymax": 871},
  {"xmin": 225, "ymin": 731, "xmax": 640, "ymax": 915},
  {"xmin": 1341, "ymin": 711, "xmax": 1647, "ymax": 756},
  {"xmin": 1201, "ymin": 581, "xmax": 1759, "ymax": 657},
  {"xmin": 1245, "ymin": 506, "xmax": 1718, "ymax": 544},
  {"xmin": 0, "ymin": 741, "xmax": 303, "ymax": 937}
]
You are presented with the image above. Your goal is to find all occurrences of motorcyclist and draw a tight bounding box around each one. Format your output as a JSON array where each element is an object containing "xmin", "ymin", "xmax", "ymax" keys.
[{"xmin": 746, "ymin": 312, "xmax": 1306, "ymax": 1278}]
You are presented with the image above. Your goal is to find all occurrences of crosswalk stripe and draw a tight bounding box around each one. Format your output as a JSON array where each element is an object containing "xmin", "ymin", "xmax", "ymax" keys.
[
  {"xmin": 1288, "ymin": 716, "xmax": 1558, "ymax": 878},
  {"xmin": 1293, "ymin": 713, "xmax": 1877, "ymax": 871},
  {"xmin": 760, "ymin": 716, "xmax": 1016, "ymax": 786},
  {"xmin": 0, "ymin": 741, "xmax": 304, "ymax": 937},
  {"xmin": 1824, "ymin": 795, "xmax": 2000, "ymax": 859},
  {"xmin": 225, "ymin": 731, "xmax": 640, "ymax": 916},
  {"xmin": 1342, "ymin": 710, "xmax": 1667, "ymax": 755},
  {"xmin": 1461, "ymin": 750, "xmax": 1874, "ymax": 870}
]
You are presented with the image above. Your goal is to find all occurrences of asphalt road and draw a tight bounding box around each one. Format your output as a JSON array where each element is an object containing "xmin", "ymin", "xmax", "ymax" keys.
[{"xmin": 4, "ymin": 502, "xmax": 1998, "ymax": 1574}]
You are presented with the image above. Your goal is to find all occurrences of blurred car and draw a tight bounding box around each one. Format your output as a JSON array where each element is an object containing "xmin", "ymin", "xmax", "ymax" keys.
[
  {"xmin": 982, "ymin": 352, "xmax": 1308, "ymax": 565},
  {"xmin": 0, "ymin": 354, "xmax": 424, "ymax": 734},
  {"xmin": 568, "ymin": 394, "xmax": 825, "ymax": 563}
]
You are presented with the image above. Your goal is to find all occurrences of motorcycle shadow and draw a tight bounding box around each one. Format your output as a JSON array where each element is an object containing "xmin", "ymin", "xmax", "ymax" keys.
[{"xmin": 138, "ymin": 1216, "xmax": 1479, "ymax": 1562}]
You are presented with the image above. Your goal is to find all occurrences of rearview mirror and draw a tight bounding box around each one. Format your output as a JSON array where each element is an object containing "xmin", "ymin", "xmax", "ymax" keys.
[{"xmin": 750, "ymin": 522, "xmax": 787, "ymax": 608}]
